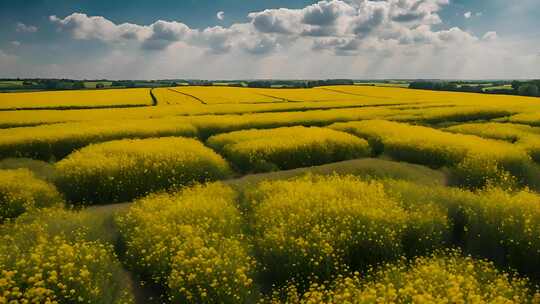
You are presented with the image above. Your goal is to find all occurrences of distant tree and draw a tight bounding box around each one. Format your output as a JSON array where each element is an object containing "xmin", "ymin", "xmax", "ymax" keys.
[
  {"xmin": 72, "ymin": 82, "xmax": 85, "ymax": 89},
  {"xmin": 96, "ymin": 83, "xmax": 105, "ymax": 89},
  {"xmin": 42, "ymin": 80, "xmax": 59, "ymax": 90},
  {"xmin": 511, "ymin": 80, "xmax": 522, "ymax": 91},
  {"xmin": 22, "ymin": 81, "xmax": 33, "ymax": 86},
  {"xmin": 518, "ymin": 84, "xmax": 539, "ymax": 97},
  {"xmin": 528, "ymin": 84, "xmax": 539, "ymax": 96}
]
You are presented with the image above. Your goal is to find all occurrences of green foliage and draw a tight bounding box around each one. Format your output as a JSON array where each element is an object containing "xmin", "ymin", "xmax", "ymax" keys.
[{"xmin": 518, "ymin": 84, "xmax": 539, "ymax": 97}]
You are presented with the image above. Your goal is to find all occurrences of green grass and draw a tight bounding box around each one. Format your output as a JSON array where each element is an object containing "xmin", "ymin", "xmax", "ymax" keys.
[
  {"xmin": 484, "ymin": 85, "xmax": 513, "ymax": 91},
  {"xmin": 0, "ymin": 158, "xmax": 56, "ymax": 180},
  {"xmin": 226, "ymin": 158, "xmax": 447, "ymax": 188},
  {"xmin": 0, "ymin": 81, "xmax": 24, "ymax": 88}
]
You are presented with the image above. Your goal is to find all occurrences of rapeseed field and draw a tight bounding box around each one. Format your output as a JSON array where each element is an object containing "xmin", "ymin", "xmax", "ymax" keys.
[
  {"xmin": 3, "ymin": 85, "xmax": 540, "ymax": 303},
  {"xmin": 0, "ymin": 88, "xmax": 152, "ymax": 110}
]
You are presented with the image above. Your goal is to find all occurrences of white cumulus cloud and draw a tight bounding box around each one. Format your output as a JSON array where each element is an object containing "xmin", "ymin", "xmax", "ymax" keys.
[
  {"xmin": 217, "ymin": 11, "xmax": 225, "ymax": 21},
  {"xmin": 48, "ymin": 1, "xmax": 495, "ymax": 57},
  {"xmin": 482, "ymin": 31, "xmax": 498, "ymax": 41},
  {"xmin": 16, "ymin": 22, "xmax": 38, "ymax": 33}
]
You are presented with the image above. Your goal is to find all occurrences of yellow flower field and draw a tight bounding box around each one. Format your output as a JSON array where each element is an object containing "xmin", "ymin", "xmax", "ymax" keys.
[
  {"xmin": 0, "ymin": 88, "xmax": 153, "ymax": 110},
  {"xmin": 3, "ymin": 85, "xmax": 540, "ymax": 303}
]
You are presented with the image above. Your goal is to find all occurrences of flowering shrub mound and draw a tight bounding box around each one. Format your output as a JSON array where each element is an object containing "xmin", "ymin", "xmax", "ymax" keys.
[
  {"xmin": 55, "ymin": 137, "xmax": 231, "ymax": 205},
  {"xmin": 0, "ymin": 208, "xmax": 134, "ymax": 303},
  {"xmin": 0, "ymin": 168, "xmax": 62, "ymax": 222},
  {"xmin": 266, "ymin": 250, "xmax": 539, "ymax": 303},
  {"xmin": 246, "ymin": 174, "xmax": 449, "ymax": 284},
  {"xmin": 207, "ymin": 126, "xmax": 370, "ymax": 172},
  {"xmin": 330, "ymin": 120, "xmax": 532, "ymax": 188},
  {"xmin": 116, "ymin": 183, "xmax": 257, "ymax": 303}
]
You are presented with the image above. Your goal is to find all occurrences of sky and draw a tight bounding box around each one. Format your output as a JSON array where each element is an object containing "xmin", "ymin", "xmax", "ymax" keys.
[{"xmin": 1, "ymin": 0, "xmax": 539, "ymax": 80}]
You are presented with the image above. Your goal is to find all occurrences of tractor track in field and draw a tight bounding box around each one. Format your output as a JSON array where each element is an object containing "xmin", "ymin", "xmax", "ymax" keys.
[
  {"xmin": 320, "ymin": 87, "xmax": 390, "ymax": 100},
  {"xmin": 166, "ymin": 88, "xmax": 208, "ymax": 105},
  {"xmin": 149, "ymin": 88, "xmax": 158, "ymax": 106}
]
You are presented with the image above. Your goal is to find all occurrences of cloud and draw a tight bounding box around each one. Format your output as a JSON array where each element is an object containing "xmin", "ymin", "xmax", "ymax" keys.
[
  {"xmin": 482, "ymin": 31, "xmax": 498, "ymax": 41},
  {"xmin": 248, "ymin": 8, "xmax": 300, "ymax": 34},
  {"xmin": 302, "ymin": 0, "xmax": 353, "ymax": 26},
  {"xmin": 142, "ymin": 20, "xmax": 192, "ymax": 50},
  {"xmin": 464, "ymin": 11, "xmax": 472, "ymax": 19},
  {"xmin": 49, "ymin": 13, "xmax": 150, "ymax": 42},
  {"xmin": 0, "ymin": 50, "xmax": 18, "ymax": 74},
  {"xmin": 16, "ymin": 22, "xmax": 38, "ymax": 33},
  {"xmin": 217, "ymin": 11, "xmax": 225, "ymax": 21},
  {"xmin": 50, "ymin": 0, "xmax": 488, "ymax": 56}
]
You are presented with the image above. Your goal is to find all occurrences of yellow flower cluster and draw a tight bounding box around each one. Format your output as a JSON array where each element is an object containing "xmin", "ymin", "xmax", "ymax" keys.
[
  {"xmin": 445, "ymin": 122, "xmax": 540, "ymax": 143},
  {"xmin": 0, "ymin": 208, "xmax": 134, "ymax": 303},
  {"xmin": 0, "ymin": 88, "xmax": 152, "ymax": 110},
  {"xmin": 0, "ymin": 169, "xmax": 62, "ymax": 222},
  {"xmin": 246, "ymin": 174, "xmax": 448, "ymax": 284},
  {"xmin": 207, "ymin": 126, "xmax": 371, "ymax": 172},
  {"xmin": 383, "ymin": 179, "xmax": 540, "ymax": 278},
  {"xmin": 54, "ymin": 137, "xmax": 231, "ymax": 204},
  {"xmin": 0, "ymin": 117, "xmax": 197, "ymax": 161},
  {"xmin": 509, "ymin": 111, "xmax": 540, "ymax": 126},
  {"xmin": 444, "ymin": 122, "xmax": 540, "ymax": 164},
  {"xmin": 267, "ymin": 250, "xmax": 539, "ymax": 303},
  {"xmin": 330, "ymin": 120, "xmax": 532, "ymax": 188},
  {"xmin": 462, "ymin": 188, "xmax": 540, "ymax": 277},
  {"xmin": 116, "ymin": 183, "xmax": 256, "ymax": 303}
]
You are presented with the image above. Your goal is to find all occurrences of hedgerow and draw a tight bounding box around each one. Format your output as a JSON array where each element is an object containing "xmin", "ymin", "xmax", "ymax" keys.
[
  {"xmin": 207, "ymin": 126, "xmax": 370, "ymax": 172},
  {"xmin": 0, "ymin": 168, "xmax": 62, "ymax": 222},
  {"xmin": 116, "ymin": 183, "xmax": 257, "ymax": 303},
  {"xmin": 55, "ymin": 137, "xmax": 231, "ymax": 205}
]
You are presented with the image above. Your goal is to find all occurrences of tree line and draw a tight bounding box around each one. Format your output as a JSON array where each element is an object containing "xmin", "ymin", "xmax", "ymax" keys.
[
  {"xmin": 511, "ymin": 80, "xmax": 540, "ymax": 97},
  {"xmin": 409, "ymin": 80, "xmax": 540, "ymax": 97}
]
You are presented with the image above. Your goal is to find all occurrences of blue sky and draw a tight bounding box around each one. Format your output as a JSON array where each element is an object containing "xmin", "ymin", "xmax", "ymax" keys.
[{"xmin": 1, "ymin": 0, "xmax": 538, "ymax": 79}]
